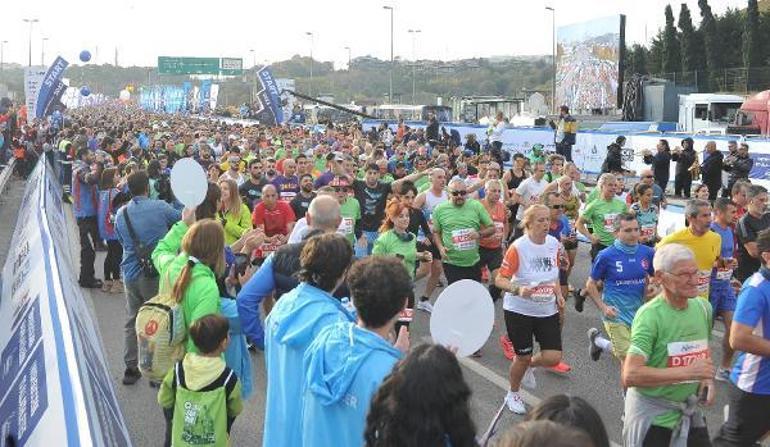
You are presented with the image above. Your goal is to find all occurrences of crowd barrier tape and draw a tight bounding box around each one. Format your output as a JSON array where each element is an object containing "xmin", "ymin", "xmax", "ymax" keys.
[
  {"xmin": 0, "ymin": 159, "xmax": 131, "ymax": 446},
  {"xmin": 361, "ymin": 120, "xmax": 770, "ymax": 190}
]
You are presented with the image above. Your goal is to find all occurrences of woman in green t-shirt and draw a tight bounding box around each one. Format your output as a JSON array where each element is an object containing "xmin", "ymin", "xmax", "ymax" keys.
[{"xmin": 373, "ymin": 200, "xmax": 433, "ymax": 302}]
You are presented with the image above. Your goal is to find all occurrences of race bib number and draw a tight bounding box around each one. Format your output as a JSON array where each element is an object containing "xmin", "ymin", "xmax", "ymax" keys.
[
  {"xmin": 640, "ymin": 224, "xmax": 655, "ymax": 240},
  {"xmin": 697, "ymin": 270, "xmax": 711, "ymax": 295},
  {"xmin": 715, "ymin": 268, "xmax": 733, "ymax": 281},
  {"xmin": 493, "ymin": 222, "xmax": 505, "ymax": 239},
  {"xmin": 338, "ymin": 217, "xmax": 354, "ymax": 235},
  {"xmin": 603, "ymin": 213, "xmax": 619, "ymax": 233},
  {"xmin": 529, "ymin": 284, "xmax": 555, "ymax": 303},
  {"xmin": 667, "ymin": 339, "xmax": 710, "ymax": 382},
  {"xmin": 259, "ymin": 240, "xmax": 281, "ymax": 257},
  {"xmin": 568, "ymin": 219, "xmax": 577, "ymax": 237},
  {"xmin": 451, "ymin": 228, "xmax": 477, "ymax": 251}
]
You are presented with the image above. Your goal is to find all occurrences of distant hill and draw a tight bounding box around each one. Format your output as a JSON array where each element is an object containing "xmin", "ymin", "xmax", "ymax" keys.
[{"xmin": 0, "ymin": 54, "xmax": 553, "ymax": 107}]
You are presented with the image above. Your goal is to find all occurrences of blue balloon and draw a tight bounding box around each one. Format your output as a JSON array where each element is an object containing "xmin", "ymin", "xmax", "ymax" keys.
[
  {"xmin": 79, "ymin": 50, "xmax": 91, "ymax": 62},
  {"xmin": 80, "ymin": 86, "xmax": 91, "ymax": 97}
]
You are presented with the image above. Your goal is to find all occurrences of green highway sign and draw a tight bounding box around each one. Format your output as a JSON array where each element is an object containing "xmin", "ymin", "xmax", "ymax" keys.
[{"xmin": 157, "ymin": 57, "xmax": 243, "ymax": 75}]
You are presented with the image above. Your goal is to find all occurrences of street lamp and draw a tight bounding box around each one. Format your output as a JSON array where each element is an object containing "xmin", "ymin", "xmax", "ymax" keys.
[
  {"xmin": 344, "ymin": 46, "xmax": 352, "ymax": 70},
  {"xmin": 0, "ymin": 41, "xmax": 7, "ymax": 74},
  {"xmin": 41, "ymin": 37, "xmax": 48, "ymax": 66},
  {"xmin": 545, "ymin": 6, "xmax": 556, "ymax": 114},
  {"xmin": 305, "ymin": 31, "xmax": 314, "ymax": 97},
  {"xmin": 383, "ymin": 5, "xmax": 394, "ymax": 103},
  {"xmin": 249, "ymin": 49, "xmax": 256, "ymax": 68},
  {"xmin": 408, "ymin": 29, "xmax": 421, "ymax": 105},
  {"xmin": 22, "ymin": 18, "xmax": 39, "ymax": 67}
]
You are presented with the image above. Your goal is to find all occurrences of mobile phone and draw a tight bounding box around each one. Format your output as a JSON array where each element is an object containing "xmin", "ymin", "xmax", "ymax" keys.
[
  {"xmin": 233, "ymin": 253, "xmax": 250, "ymax": 277},
  {"xmin": 394, "ymin": 308, "xmax": 413, "ymax": 334}
]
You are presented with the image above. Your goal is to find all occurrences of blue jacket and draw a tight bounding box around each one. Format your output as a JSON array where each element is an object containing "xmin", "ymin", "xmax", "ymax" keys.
[
  {"xmin": 263, "ymin": 282, "xmax": 355, "ymax": 447},
  {"xmin": 301, "ymin": 322, "xmax": 401, "ymax": 447},
  {"xmin": 236, "ymin": 255, "xmax": 277, "ymax": 349},
  {"xmin": 221, "ymin": 298, "xmax": 253, "ymax": 399},
  {"xmin": 114, "ymin": 196, "xmax": 181, "ymax": 281},
  {"xmin": 72, "ymin": 160, "xmax": 98, "ymax": 218},
  {"xmin": 97, "ymin": 188, "xmax": 120, "ymax": 241}
]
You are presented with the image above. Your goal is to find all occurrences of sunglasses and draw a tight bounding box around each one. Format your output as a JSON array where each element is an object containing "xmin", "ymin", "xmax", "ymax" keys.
[{"xmin": 450, "ymin": 190, "xmax": 468, "ymax": 197}]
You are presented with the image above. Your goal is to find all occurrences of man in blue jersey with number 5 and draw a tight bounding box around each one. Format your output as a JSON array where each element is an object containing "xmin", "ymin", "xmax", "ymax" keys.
[{"xmin": 585, "ymin": 213, "xmax": 655, "ymax": 381}]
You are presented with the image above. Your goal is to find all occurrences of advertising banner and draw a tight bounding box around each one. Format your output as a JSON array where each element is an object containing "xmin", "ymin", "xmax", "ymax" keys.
[
  {"xmin": 0, "ymin": 160, "xmax": 132, "ymax": 446},
  {"xmin": 253, "ymin": 67, "xmax": 284, "ymax": 125},
  {"xmin": 23, "ymin": 67, "xmax": 47, "ymax": 117},
  {"xmin": 35, "ymin": 57, "xmax": 69, "ymax": 119}
]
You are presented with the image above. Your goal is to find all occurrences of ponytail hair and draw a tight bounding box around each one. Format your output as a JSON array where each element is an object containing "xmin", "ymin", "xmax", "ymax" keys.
[{"xmin": 170, "ymin": 219, "xmax": 226, "ymax": 303}]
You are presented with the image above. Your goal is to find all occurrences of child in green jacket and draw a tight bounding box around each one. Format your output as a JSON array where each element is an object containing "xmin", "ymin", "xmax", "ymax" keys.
[{"xmin": 158, "ymin": 314, "xmax": 243, "ymax": 447}]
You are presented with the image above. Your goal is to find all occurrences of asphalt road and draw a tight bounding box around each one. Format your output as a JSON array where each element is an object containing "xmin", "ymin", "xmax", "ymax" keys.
[{"xmin": 55, "ymin": 204, "xmax": 747, "ymax": 447}]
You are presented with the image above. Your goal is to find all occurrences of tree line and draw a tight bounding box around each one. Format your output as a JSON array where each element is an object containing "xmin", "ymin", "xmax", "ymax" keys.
[{"xmin": 626, "ymin": 0, "xmax": 770, "ymax": 91}]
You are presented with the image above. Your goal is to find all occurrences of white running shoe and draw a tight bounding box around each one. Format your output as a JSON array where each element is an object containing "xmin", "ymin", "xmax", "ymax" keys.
[
  {"xmin": 505, "ymin": 391, "xmax": 527, "ymax": 414},
  {"xmin": 522, "ymin": 367, "xmax": 537, "ymax": 390},
  {"xmin": 715, "ymin": 367, "xmax": 731, "ymax": 382},
  {"xmin": 416, "ymin": 300, "xmax": 434, "ymax": 313},
  {"xmin": 587, "ymin": 327, "xmax": 602, "ymax": 361}
]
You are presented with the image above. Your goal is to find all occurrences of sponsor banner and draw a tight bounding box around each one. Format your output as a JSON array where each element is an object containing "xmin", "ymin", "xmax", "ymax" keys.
[
  {"xmin": 253, "ymin": 67, "xmax": 284, "ymax": 125},
  {"xmin": 0, "ymin": 160, "xmax": 131, "ymax": 446},
  {"xmin": 42, "ymin": 81, "xmax": 68, "ymax": 117},
  {"xmin": 23, "ymin": 67, "xmax": 47, "ymax": 117},
  {"xmin": 35, "ymin": 57, "xmax": 69, "ymax": 119}
]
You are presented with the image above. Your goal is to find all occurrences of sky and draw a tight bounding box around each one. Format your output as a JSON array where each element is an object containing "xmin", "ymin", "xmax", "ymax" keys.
[{"xmin": 1, "ymin": 0, "xmax": 748, "ymax": 70}]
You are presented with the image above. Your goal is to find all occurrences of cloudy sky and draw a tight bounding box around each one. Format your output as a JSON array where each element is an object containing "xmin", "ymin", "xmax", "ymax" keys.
[{"xmin": 2, "ymin": 0, "xmax": 747, "ymax": 69}]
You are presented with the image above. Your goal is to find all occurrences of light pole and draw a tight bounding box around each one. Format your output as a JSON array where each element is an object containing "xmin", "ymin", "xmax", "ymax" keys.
[
  {"xmin": 545, "ymin": 6, "xmax": 556, "ymax": 114},
  {"xmin": 22, "ymin": 18, "xmax": 39, "ymax": 67},
  {"xmin": 344, "ymin": 46, "xmax": 352, "ymax": 70},
  {"xmin": 383, "ymin": 6, "xmax": 394, "ymax": 103},
  {"xmin": 249, "ymin": 49, "xmax": 256, "ymax": 103},
  {"xmin": 305, "ymin": 32, "xmax": 314, "ymax": 97},
  {"xmin": 0, "ymin": 41, "xmax": 7, "ymax": 74},
  {"xmin": 41, "ymin": 37, "xmax": 48, "ymax": 66},
  {"xmin": 249, "ymin": 49, "xmax": 256, "ymax": 68},
  {"xmin": 408, "ymin": 29, "xmax": 421, "ymax": 105}
]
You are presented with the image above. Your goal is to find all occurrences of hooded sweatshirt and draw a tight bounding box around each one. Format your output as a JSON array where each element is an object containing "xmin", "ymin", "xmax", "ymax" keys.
[
  {"xmin": 301, "ymin": 322, "xmax": 402, "ymax": 447},
  {"xmin": 262, "ymin": 282, "xmax": 355, "ymax": 447}
]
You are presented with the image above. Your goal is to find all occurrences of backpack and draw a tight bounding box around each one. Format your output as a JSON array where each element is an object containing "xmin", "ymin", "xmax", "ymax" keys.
[{"xmin": 136, "ymin": 274, "xmax": 187, "ymax": 381}]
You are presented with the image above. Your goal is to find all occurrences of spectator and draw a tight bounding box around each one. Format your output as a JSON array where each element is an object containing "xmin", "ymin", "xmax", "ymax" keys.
[
  {"xmin": 262, "ymin": 233, "xmax": 355, "ymax": 447},
  {"xmin": 73, "ymin": 148, "xmax": 103, "ymax": 288},
  {"xmin": 301, "ymin": 256, "xmax": 412, "ymax": 447},
  {"xmin": 672, "ymin": 138, "xmax": 697, "ymax": 198},
  {"xmin": 527, "ymin": 394, "xmax": 610, "ymax": 447},
  {"xmin": 700, "ymin": 141, "xmax": 723, "ymax": 201},
  {"xmin": 497, "ymin": 420, "xmax": 594, "ymax": 447},
  {"xmin": 114, "ymin": 170, "xmax": 181, "ymax": 385},
  {"xmin": 97, "ymin": 167, "xmax": 124, "ymax": 294},
  {"xmin": 550, "ymin": 105, "xmax": 577, "ymax": 162},
  {"xmin": 364, "ymin": 344, "xmax": 477, "ymax": 447},
  {"xmin": 723, "ymin": 142, "xmax": 753, "ymax": 197},
  {"xmin": 643, "ymin": 139, "xmax": 672, "ymax": 193},
  {"xmin": 217, "ymin": 179, "xmax": 252, "ymax": 246}
]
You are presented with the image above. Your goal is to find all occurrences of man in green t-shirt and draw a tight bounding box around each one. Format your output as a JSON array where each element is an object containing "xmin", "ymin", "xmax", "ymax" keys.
[
  {"xmin": 432, "ymin": 179, "xmax": 495, "ymax": 284},
  {"xmin": 329, "ymin": 175, "xmax": 362, "ymax": 248},
  {"xmin": 576, "ymin": 173, "xmax": 628, "ymax": 261},
  {"xmin": 622, "ymin": 243, "xmax": 715, "ymax": 446}
]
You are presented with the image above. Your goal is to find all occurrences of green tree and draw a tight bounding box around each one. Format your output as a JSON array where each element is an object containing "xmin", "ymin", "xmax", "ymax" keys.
[
  {"xmin": 678, "ymin": 3, "xmax": 706, "ymax": 87},
  {"xmin": 647, "ymin": 30, "xmax": 665, "ymax": 74},
  {"xmin": 625, "ymin": 44, "xmax": 649, "ymax": 76},
  {"xmin": 744, "ymin": 0, "xmax": 762, "ymax": 88},
  {"xmin": 662, "ymin": 5, "xmax": 682, "ymax": 75},
  {"xmin": 698, "ymin": 0, "xmax": 722, "ymax": 90}
]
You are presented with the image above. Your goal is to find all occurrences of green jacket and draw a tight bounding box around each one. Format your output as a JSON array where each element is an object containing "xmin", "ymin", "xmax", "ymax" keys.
[
  {"xmin": 219, "ymin": 203, "xmax": 252, "ymax": 246},
  {"xmin": 152, "ymin": 221, "xmax": 221, "ymax": 354}
]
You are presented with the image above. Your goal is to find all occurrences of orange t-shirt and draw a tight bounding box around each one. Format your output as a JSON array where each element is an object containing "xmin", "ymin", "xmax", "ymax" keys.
[{"xmin": 479, "ymin": 200, "xmax": 506, "ymax": 249}]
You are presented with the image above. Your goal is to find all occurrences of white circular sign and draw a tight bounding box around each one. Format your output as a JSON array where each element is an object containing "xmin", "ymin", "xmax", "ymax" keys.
[
  {"xmin": 170, "ymin": 158, "xmax": 208, "ymax": 208},
  {"xmin": 429, "ymin": 279, "xmax": 495, "ymax": 357}
]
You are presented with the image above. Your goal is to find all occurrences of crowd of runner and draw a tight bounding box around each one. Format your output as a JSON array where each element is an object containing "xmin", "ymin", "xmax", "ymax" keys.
[{"xmin": 2, "ymin": 101, "xmax": 769, "ymax": 446}]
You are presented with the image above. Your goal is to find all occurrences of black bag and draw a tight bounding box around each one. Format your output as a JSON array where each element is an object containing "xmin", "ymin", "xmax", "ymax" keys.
[{"xmin": 123, "ymin": 209, "xmax": 159, "ymax": 278}]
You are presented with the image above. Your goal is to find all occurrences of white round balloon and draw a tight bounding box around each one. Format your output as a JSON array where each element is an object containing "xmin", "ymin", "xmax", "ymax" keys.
[
  {"xmin": 119, "ymin": 89, "xmax": 131, "ymax": 101},
  {"xmin": 170, "ymin": 158, "xmax": 208, "ymax": 208},
  {"xmin": 429, "ymin": 279, "xmax": 495, "ymax": 357}
]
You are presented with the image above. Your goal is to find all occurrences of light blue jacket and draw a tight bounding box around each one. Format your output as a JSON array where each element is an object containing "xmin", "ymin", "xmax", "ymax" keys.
[
  {"xmin": 220, "ymin": 298, "xmax": 253, "ymax": 400},
  {"xmin": 301, "ymin": 322, "xmax": 402, "ymax": 447},
  {"xmin": 262, "ymin": 282, "xmax": 355, "ymax": 447}
]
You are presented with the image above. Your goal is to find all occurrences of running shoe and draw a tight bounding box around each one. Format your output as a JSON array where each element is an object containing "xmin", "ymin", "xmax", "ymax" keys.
[
  {"xmin": 522, "ymin": 367, "xmax": 537, "ymax": 389},
  {"xmin": 499, "ymin": 335, "xmax": 515, "ymax": 361},
  {"xmin": 715, "ymin": 367, "xmax": 731, "ymax": 382},
  {"xmin": 587, "ymin": 327, "xmax": 602, "ymax": 361},
  {"xmin": 505, "ymin": 391, "xmax": 527, "ymax": 414},
  {"xmin": 416, "ymin": 300, "xmax": 434, "ymax": 313},
  {"xmin": 574, "ymin": 288, "xmax": 586, "ymax": 313},
  {"xmin": 547, "ymin": 361, "xmax": 572, "ymax": 375}
]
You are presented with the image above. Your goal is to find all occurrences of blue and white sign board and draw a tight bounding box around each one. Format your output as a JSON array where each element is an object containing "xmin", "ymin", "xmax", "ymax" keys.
[{"xmin": 0, "ymin": 160, "xmax": 131, "ymax": 446}]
